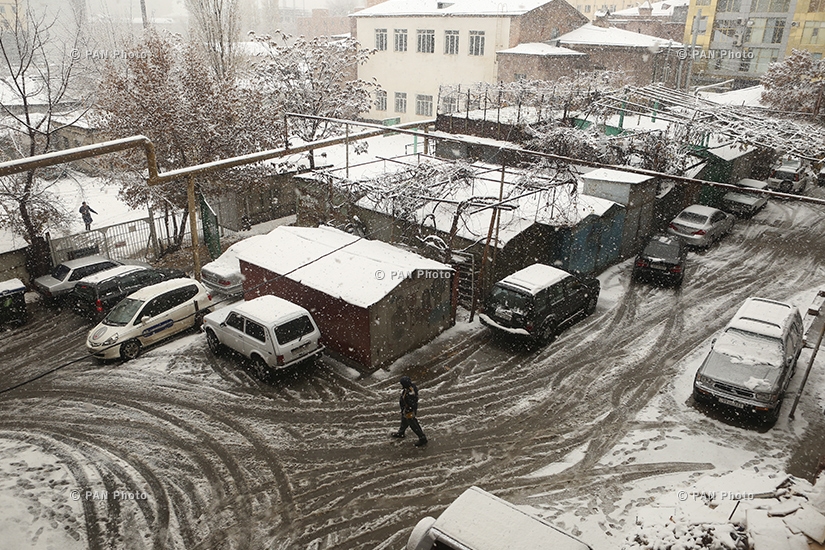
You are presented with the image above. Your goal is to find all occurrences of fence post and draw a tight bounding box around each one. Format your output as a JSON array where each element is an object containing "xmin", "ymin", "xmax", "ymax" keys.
[{"xmin": 147, "ymin": 204, "xmax": 160, "ymax": 259}]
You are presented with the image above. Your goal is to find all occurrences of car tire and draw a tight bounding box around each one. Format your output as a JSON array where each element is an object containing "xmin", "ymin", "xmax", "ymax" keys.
[
  {"xmin": 538, "ymin": 322, "xmax": 556, "ymax": 345},
  {"xmin": 194, "ymin": 310, "xmax": 208, "ymax": 328},
  {"xmin": 205, "ymin": 328, "xmax": 224, "ymax": 355},
  {"xmin": 120, "ymin": 339, "xmax": 141, "ymax": 361},
  {"xmin": 585, "ymin": 295, "xmax": 598, "ymax": 315},
  {"xmin": 251, "ymin": 355, "xmax": 270, "ymax": 380}
]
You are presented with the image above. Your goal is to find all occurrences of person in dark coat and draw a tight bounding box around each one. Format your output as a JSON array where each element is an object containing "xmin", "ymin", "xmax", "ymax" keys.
[
  {"xmin": 392, "ymin": 376, "xmax": 427, "ymax": 446},
  {"xmin": 79, "ymin": 201, "xmax": 98, "ymax": 231}
]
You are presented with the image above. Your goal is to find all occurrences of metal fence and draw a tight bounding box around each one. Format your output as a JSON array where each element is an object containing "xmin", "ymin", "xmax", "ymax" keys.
[{"xmin": 47, "ymin": 215, "xmax": 190, "ymax": 266}]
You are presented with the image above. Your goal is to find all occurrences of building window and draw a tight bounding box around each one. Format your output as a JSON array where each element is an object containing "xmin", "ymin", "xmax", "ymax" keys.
[
  {"xmin": 375, "ymin": 28, "xmax": 387, "ymax": 51},
  {"xmin": 766, "ymin": 18, "xmax": 785, "ymax": 43},
  {"xmin": 417, "ymin": 29, "xmax": 435, "ymax": 53},
  {"xmin": 802, "ymin": 21, "xmax": 825, "ymax": 43},
  {"xmin": 810, "ymin": 0, "xmax": 825, "ymax": 12},
  {"xmin": 584, "ymin": 4, "xmax": 591, "ymax": 11},
  {"xmin": 716, "ymin": 0, "xmax": 741, "ymax": 12},
  {"xmin": 514, "ymin": 73, "xmax": 527, "ymax": 81},
  {"xmin": 444, "ymin": 30, "xmax": 459, "ymax": 54},
  {"xmin": 394, "ymin": 29, "xmax": 408, "ymax": 52},
  {"xmin": 753, "ymin": 0, "xmax": 790, "ymax": 10},
  {"xmin": 442, "ymin": 96, "xmax": 459, "ymax": 113},
  {"xmin": 375, "ymin": 90, "xmax": 387, "ymax": 111},
  {"xmin": 711, "ymin": 19, "xmax": 738, "ymax": 42},
  {"xmin": 696, "ymin": 0, "xmax": 711, "ymax": 5},
  {"xmin": 469, "ymin": 31, "xmax": 485, "ymax": 56},
  {"xmin": 395, "ymin": 92, "xmax": 407, "ymax": 113},
  {"xmin": 415, "ymin": 94, "xmax": 433, "ymax": 116}
]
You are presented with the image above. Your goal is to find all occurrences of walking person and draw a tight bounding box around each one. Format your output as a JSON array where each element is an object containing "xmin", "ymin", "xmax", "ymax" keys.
[
  {"xmin": 79, "ymin": 201, "xmax": 98, "ymax": 231},
  {"xmin": 392, "ymin": 376, "xmax": 427, "ymax": 447}
]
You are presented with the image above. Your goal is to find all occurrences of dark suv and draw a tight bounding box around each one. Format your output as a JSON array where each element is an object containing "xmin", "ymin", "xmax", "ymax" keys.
[
  {"xmin": 632, "ymin": 234, "xmax": 686, "ymax": 286},
  {"xmin": 480, "ymin": 263, "xmax": 599, "ymax": 344},
  {"xmin": 71, "ymin": 265, "xmax": 187, "ymax": 319}
]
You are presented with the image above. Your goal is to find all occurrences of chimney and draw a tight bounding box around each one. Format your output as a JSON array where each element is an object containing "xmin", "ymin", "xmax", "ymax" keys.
[{"xmin": 638, "ymin": 0, "xmax": 653, "ymax": 16}]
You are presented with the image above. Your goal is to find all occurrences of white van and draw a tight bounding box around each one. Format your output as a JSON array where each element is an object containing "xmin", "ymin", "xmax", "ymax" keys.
[
  {"xmin": 202, "ymin": 295, "xmax": 324, "ymax": 378},
  {"xmin": 406, "ymin": 486, "xmax": 593, "ymax": 550}
]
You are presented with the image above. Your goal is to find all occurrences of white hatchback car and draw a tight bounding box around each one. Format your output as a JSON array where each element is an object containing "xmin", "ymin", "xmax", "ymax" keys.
[
  {"xmin": 202, "ymin": 295, "xmax": 324, "ymax": 378},
  {"xmin": 86, "ymin": 278, "xmax": 213, "ymax": 361}
]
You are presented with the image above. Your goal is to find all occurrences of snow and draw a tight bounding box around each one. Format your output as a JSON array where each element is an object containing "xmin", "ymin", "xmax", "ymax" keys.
[
  {"xmin": 499, "ymin": 263, "xmax": 571, "ymax": 295},
  {"xmin": 698, "ymin": 86, "xmax": 766, "ymax": 108},
  {"xmin": 497, "ymin": 43, "xmax": 586, "ymax": 57},
  {"xmin": 611, "ymin": 0, "xmax": 689, "ymax": 17},
  {"xmin": 555, "ymin": 24, "xmax": 683, "ymax": 49},
  {"xmin": 228, "ymin": 295, "xmax": 310, "ymax": 324},
  {"xmin": 582, "ymin": 168, "xmax": 653, "ymax": 185},
  {"xmin": 237, "ymin": 225, "xmax": 453, "ymax": 308},
  {"xmin": 0, "ymin": 278, "xmax": 25, "ymax": 296},
  {"xmin": 351, "ymin": 0, "xmax": 558, "ymax": 17}
]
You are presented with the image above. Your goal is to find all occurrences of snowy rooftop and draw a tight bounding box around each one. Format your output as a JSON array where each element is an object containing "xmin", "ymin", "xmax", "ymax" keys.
[
  {"xmin": 581, "ymin": 167, "xmax": 653, "ymax": 184},
  {"xmin": 556, "ymin": 23, "xmax": 683, "ymax": 49},
  {"xmin": 497, "ymin": 43, "xmax": 585, "ymax": 56},
  {"xmin": 237, "ymin": 226, "xmax": 452, "ymax": 308},
  {"xmin": 611, "ymin": 0, "xmax": 689, "ymax": 17},
  {"xmin": 698, "ymin": 85, "xmax": 766, "ymax": 107},
  {"xmin": 318, "ymin": 156, "xmax": 618, "ymax": 246},
  {"xmin": 0, "ymin": 278, "xmax": 25, "ymax": 297},
  {"xmin": 351, "ymin": 0, "xmax": 558, "ymax": 17}
]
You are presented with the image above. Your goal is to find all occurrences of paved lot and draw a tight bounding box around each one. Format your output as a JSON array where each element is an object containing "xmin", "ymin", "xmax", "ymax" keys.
[{"xmin": 1, "ymin": 197, "xmax": 824, "ymax": 549}]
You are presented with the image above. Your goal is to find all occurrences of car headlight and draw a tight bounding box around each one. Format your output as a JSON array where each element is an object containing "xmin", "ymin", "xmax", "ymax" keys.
[
  {"xmin": 755, "ymin": 391, "xmax": 777, "ymax": 402},
  {"xmin": 102, "ymin": 334, "xmax": 120, "ymax": 346}
]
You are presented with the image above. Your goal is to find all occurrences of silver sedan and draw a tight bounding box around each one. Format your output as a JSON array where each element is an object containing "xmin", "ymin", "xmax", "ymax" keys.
[{"xmin": 667, "ymin": 204, "xmax": 735, "ymax": 248}]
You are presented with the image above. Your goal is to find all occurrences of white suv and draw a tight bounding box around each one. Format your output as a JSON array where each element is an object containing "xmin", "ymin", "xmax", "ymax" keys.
[
  {"xmin": 693, "ymin": 297, "xmax": 803, "ymax": 422},
  {"xmin": 766, "ymin": 159, "xmax": 811, "ymax": 194},
  {"xmin": 86, "ymin": 278, "xmax": 213, "ymax": 361},
  {"xmin": 203, "ymin": 295, "xmax": 323, "ymax": 378}
]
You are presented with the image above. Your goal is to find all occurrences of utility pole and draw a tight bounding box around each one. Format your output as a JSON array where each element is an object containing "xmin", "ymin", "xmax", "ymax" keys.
[
  {"xmin": 140, "ymin": 0, "xmax": 149, "ymax": 28},
  {"xmin": 685, "ymin": 9, "xmax": 702, "ymax": 92}
]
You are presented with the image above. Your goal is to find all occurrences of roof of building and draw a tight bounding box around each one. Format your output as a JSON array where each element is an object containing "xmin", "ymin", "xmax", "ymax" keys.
[
  {"xmin": 237, "ymin": 226, "xmax": 452, "ymax": 308},
  {"xmin": 612, "ymin": 0, "xmax": 688, "ymax": 17},
  {"xmin": 497, "ymin": 43, "xmax": 585, "ymax": 56},
  {"xmin": 0, "ymin": 278, "xmax": 25, "ymax": 297},
  {"xmin": 698, "ymin": 85, "xmax": 765, "ymax": 107},
  {"xmin": 556, "ymin": 23, "xmax": 683, "ymax": 48},
  {"xmin": 351, "ymin": 0, "xmax": 557, "ymax": 17},
  {"xmin": 581, "ymin": 167, "xmax": 653, "ymax": 184}
]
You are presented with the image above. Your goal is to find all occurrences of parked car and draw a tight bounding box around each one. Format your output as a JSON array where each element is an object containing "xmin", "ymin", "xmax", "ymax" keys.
[
  {"xmin": 693, "ymin": 297, "xmax": 804, "ymax": 422},
  {"xmin": 0, "ymin": 278, "xmax": 27, "ymax": 327},
  {"xmin": 86, "ymin": 278, "xmax": 213, "ymax": 361},
  {"xmin": 667, "ymin": 204, "xmax": 734, "ymax": 248},
  {"xmin": 406, "ymin": 486, "xmax": 593, "ymax": 550},
  {"xmin": 632, "ymin": 234, "xmax": 687, "ymax": 286},
  {"xmin": 766, "ymin": 158, "xmax": 811, "ymax": 194},
  {"xmin": 479, "ymin": 263, "xmax": 599, "ymax": 344},
  {"xmin": 33, "ymin": 255, "xmax": 122, "ymax": 301},
  {"xmin": 200, "ymin": 235, "xmax": 269, "ymax": 298},
  {"xmin": 71, "ymin": 265, "xmax": 188, "ymax": 320},
  {"xmin": 203, "ymin": 295, "xmax": 324, "ymax": 378},
  {"xmin": 720, "ymin": 178, "xmax": 769, "ymax": 218}
]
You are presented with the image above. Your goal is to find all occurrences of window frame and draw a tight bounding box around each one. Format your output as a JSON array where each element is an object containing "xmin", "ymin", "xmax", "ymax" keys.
[
  {"xmin": 394, "ymin": 29, "xmax": 408, "ymax": 52},
  {"xmin": 417, "ymin": 29, "xmax": 435, "ymax": 53},
  {"xmin": 375, "ymin": 28, "xmax": 388, "ymax": 51},
  {"xmin": 468, "ymin": 30, "xmax": 485, "ymax": 56},
  {"xmin": 444, "ymin": 30, "xmax": 459, "ymax": 55}
]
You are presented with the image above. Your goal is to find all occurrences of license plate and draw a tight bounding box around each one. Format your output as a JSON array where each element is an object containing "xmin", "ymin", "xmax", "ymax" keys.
[
  {"xmin": 496, "ymin": 308, "xmax": 512, "ymax": 322},
  {"xmin": 650, "ymin": 264, "xmax": 667, "ymax": 271},
  {"xmin": 718, "ymin": 397, "xmax": 745, "ymax": 409}
]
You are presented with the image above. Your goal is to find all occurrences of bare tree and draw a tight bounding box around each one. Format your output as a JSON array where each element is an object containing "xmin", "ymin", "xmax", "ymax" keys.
[
  {"xmin": 251, "ymin": 31, "xmax": 377, "ymax": 168},
  {"xmin": 0, "ymin": 0, "xmax": 87, "ymax": 268},
  {"xmin": 185, "ymin": 0, "xmax": 240, "ymax": 80},
  {"xmin": 94, "ymin": 29, "xmax": 282, "ymax": 252},
  {"xmin": 761, "ymin": 49, "xmax": 825, "ymax": 118}
]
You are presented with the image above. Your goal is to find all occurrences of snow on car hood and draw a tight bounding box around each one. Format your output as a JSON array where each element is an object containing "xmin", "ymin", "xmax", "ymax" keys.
[
  {"xmin": 723, "ymin": 192, "xmax": 761, "ymax": 206},
  {"xmin": 701, "ymin": 350, "xmax": 781, "ymax": 391},
  {"xmin": 33, "ymin": 274, "xmax": 62, "ymax": 290}
]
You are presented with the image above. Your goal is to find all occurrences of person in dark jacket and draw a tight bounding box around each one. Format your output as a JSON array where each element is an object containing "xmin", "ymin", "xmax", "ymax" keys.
[
  {"xmin": 392, "ymin": 376, "xmax": 427, "ymax": 446},
  {"xmin": 79, "ymin": 201, "xmax": 98, "ymax": 231}
]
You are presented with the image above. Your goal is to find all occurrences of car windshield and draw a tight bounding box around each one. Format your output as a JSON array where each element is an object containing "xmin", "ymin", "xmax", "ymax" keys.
[
  {"xmin": 51, "ymin": 264, "xmax": 71, "ymax": 281},
  {"xmin": 488, "ymin": 285, "xmax": 533, "ymax": 314},
  {"xmin": 773, "ymin": 170, "xmax": 796, "ymax": 181},
  {"xmin": 103, "ymin": 298, "xmax": 144, "ymax": 327},
  {"xmin": 642, "ymin": 241, "xmax": 680, "ymax": 261},
  {"xmin": 677, "ymin": 212, "xmax": 707, "ymax": 225},
  {"xmin": 714, "ymin": 328, "xmax": 784, "ymax": 367}
]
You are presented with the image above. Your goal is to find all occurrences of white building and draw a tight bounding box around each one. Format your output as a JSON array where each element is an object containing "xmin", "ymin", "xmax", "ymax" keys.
[{"xmin": 350, "ymin": 0, "xmax": 588, "ymax": 123}]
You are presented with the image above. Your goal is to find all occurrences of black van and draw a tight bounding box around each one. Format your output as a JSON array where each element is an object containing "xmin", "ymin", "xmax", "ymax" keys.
[
  {"xmin": 71, "ymin": 265, "xmax": 187, "ymax": 320},
  {"xmin": 480, "ymin": 263, "xmax": 600, "ymax": 344}
]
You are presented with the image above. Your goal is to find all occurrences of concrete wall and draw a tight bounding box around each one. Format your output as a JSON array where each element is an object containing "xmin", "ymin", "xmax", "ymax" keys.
[
  {"xmin": 510, "ymin": 0, "xmax": 589, "ymax": 45},
  {"xmin": 496, "ymin": 52, "xmax": 591, "ymax": 83},
  {"xmin": 0, "ymin": 248, "xmax": 30, "ymax": 286}
]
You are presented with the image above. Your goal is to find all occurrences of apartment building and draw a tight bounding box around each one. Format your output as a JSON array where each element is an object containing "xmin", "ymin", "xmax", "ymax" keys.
[
  {"xmin": 350, "ymin": 0, "xmax": 587, "ymax": 123},
  {"xmin": 683, "ymin": 0, "xmax": 825, "ymax": 82}
]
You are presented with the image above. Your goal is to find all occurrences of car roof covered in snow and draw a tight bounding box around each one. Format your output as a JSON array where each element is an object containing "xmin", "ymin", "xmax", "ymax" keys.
[
  {"xmin": 727, "ymin": 297, "xmax": 797, "ymax": 340},
  {"xmin": 426, "ymin": 486, "xmax": 592, "ymax": 550},
  {"xmin": 237, "ymin": 226, "xmax": 453, "ymax": 308},
  {"xmin": 77, "ymin": 264, "xmax": 146, "ymax": 284},
  {"xmin": 736, "ymin": 178, "xmax": 768, "ymax": 190},
  {"xmin": 59, "ymin": 255, "xmax": 117, "ymax": 270},
  {"xmin": 498, "ymin": 263, "xmax": 571, "ymax": 296},
  {"xmin": 680, "ymin": 204, "xmax": 720, "ymax": 218},
  {"xmin": 230, "ymin": 295, "xmax": 311, "ymax": 324},
  {"xmin": 126, "ymin": 277, "xmax": 202, "ymax": 301}
]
